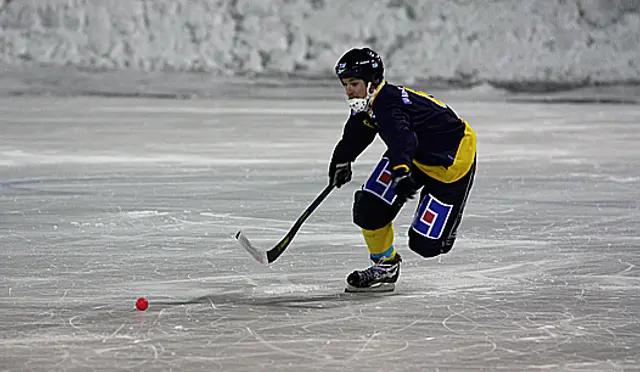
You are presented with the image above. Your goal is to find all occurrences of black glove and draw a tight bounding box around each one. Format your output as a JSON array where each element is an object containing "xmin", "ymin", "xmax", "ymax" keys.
[
  {"xmin": 391, "ymin": 165, "xmax": 418, "ymax": 204},
  {"xmin": 329, "ymin": 161, "xmax": 352, "ymax": 188}
]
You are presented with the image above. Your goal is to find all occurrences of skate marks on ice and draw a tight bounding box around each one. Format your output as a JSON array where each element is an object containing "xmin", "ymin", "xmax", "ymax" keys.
[
  {"xmin": 95, "ymin": 258, "xmax": 639, "ymax": 372},
  {"xmin": 3, "ymin": 269, "xmax": 636, "ymax": 371},
  {"xmin": 1, "ymin": 97, "xmax": 639, "ymax": 371},
  {"xmin": 1, "ymin": 261, "xmax": 407, "ymax": 371}
]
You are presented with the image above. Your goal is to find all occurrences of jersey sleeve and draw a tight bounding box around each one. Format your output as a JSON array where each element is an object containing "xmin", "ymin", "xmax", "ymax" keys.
[
  {"xmin": 330, "ymin": 112, "xmax": 377, "ymax": 164},
  {"xmin": 371, "ymin": 91, "xmax": 418, "ymax": 171}
]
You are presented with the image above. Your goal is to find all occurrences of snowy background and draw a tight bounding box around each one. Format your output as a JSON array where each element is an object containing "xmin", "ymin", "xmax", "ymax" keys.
[{"xmin": 1, "ymin": 0, "xmax": 639, "ymax": 94}]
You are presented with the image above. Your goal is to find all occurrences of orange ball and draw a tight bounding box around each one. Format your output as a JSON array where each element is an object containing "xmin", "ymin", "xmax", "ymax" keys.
[{"xmin": 136, "ymin": 297, "xmax": 149, "ymax": 311}]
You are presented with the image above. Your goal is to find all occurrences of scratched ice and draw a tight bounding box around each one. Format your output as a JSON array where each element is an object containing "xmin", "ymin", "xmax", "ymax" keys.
[{"xmin": 1, "ymin": 91, "xmax": 639, "ymax": 371}]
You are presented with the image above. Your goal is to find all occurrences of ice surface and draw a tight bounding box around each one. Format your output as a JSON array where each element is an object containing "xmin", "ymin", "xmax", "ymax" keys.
[
  {"xmin": 1, "ymin": 94, "xmax": 639, "ymax": 371},
  {"xmin": 1, "ymin": 0, "xmax": 639, "ymax": 87}
]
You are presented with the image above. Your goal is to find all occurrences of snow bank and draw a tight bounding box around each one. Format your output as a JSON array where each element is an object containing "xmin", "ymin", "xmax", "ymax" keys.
[{"xmin": 1, "ymin": 0, "xmax": 638, "ymax": 89}]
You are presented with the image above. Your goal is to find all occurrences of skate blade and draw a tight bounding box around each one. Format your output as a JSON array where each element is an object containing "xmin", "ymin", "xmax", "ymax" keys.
[{"xmin": 344, "ymin": 282, "xmax": 395, "ymax": 293}]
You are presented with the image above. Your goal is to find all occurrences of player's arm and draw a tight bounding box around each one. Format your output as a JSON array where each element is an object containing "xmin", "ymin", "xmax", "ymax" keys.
[
  {"xmin": 372, "ymin": 101, "xmax": 417, "ymax": 173},
  {"xmin": 328, "ymin": 112, "xmax": 377, "ymax": 187},
  {"xmin": 372, "ymin": 100, "xmax": 420, "ymax": 203},
  {"xmin": 331, "ymin": 112, "xmax": 377, "ymax": 163}
]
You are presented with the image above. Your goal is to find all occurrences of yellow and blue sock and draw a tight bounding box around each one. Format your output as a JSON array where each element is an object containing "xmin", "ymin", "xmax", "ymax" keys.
[{"xmin": 361, "ymin": 222, "xmax": 397, "ymax": 261}]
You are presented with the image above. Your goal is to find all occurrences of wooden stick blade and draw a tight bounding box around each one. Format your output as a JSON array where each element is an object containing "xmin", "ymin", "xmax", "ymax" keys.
[{"xmin": 235, "ymin": 231, "xmax": 268, "ymax": 265}]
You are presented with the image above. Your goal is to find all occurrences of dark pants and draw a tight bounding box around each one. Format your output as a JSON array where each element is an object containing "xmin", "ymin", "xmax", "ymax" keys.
[{"xmin": 353, "ymin": 157, "xmax": 476, "ymax": 258}]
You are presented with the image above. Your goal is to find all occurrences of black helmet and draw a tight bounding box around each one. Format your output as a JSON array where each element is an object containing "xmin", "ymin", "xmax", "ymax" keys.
[{"xmin": 335, "ymin": 47, "xmax": 384, "ymax": 86}]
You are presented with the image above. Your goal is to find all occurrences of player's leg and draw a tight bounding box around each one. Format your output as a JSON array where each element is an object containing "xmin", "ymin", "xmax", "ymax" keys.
[
  {"xmin": 408, "ymin": 160, "xmax": 476, "ymax": 258},
  {"xmin": 346, "ymin": 157, "xmax": 412, "ymax": 291},
  {"xmin": 353, "ymin": 190, "xmax": 402, "ymax": 261}
]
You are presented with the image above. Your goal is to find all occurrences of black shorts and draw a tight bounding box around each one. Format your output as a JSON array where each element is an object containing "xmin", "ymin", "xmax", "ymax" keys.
[{"xmin": 353, "ymin": 156, "xmax": 476, "ymax": 258}]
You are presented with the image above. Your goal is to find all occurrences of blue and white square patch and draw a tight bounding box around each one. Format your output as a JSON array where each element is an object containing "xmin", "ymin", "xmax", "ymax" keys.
[
  {"xmin": 412, "ymin": 194, "xmax": 453, "ymax": 239},
  {"xmin": 363, "ymin": 158, "xmax": 396, "ymax": 205}
]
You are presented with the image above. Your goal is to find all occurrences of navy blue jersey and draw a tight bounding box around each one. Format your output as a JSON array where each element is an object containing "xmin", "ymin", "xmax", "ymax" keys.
[{"xmin": 331, "ymin": 81, "xmax": 476, "ymax": 183}]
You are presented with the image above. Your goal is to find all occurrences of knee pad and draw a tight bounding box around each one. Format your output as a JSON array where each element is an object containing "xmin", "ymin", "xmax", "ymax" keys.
[
  {"xmin": 408, "ymin": 228, "xmax": 455, "ymax": 258},
  {"xmin": 352, "ymin": 190, "xmax": 401, "ymax": 230}
]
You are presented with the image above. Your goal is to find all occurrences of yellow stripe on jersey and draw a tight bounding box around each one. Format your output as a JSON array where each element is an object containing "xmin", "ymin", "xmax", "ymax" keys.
[
  {"xmin": 367, "ymin": 80, "xmax": 387, "ymax": 110},
  {"xmin": 367, "ymin": 82, "xmax": 476, "ymax": 183},
  {"xmin": 404, "ymin": 87, "xmax": 448, "ymax": 107},
  {"xmin": 413, "ymin": 120, "xmax": 476, "ymax": 183}
]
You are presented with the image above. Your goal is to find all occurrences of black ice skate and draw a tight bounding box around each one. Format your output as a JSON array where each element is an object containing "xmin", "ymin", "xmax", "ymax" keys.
[{"xmin": 345, "ymin": 253, "xmax": 402, "ymax": 293}]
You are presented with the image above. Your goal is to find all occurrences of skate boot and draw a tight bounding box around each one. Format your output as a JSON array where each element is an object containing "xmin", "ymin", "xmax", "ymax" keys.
[{"xmin": 345, "ymin": 253, "xmax": 402, "ymax": 293}]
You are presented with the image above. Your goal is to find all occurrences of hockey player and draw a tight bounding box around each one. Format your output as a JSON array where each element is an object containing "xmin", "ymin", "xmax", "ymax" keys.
[{"xmin": 329, "ymin": 47, "xmax": 477, "ymax": 292}]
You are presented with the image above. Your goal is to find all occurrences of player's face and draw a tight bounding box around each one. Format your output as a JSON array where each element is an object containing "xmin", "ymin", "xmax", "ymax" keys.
[{"xmin": 342, "ymin": 77, "xmax": 367, "ymax": 99}]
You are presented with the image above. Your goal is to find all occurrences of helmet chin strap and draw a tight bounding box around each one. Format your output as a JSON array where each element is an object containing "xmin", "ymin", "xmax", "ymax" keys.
[{"xmin": 346, "ymin": 82, "xmax": 374, "ymax": 113}]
